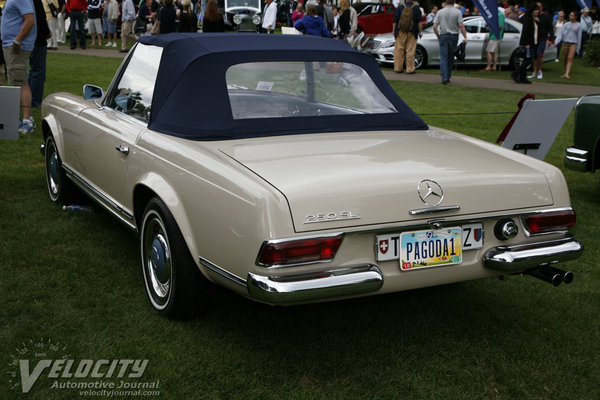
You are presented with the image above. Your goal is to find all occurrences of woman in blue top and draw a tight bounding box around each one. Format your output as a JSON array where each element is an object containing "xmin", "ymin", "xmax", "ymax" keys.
[
  {"xmin": 294, "ymin": 4, "xmax": 330, "ymax": 37},
  {"xmin": 554, "ymin": 10, "xmax": 582, "ymax": 79}
]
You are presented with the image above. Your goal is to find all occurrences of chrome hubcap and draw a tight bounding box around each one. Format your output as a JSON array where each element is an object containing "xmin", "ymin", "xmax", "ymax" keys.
[
  {"xmin": 46, "ymin": 141, "xmax": 60, "ymax": 198},
  {"xmin": 143, "ymin": 214, "xmax": 172, "ymax": 304}
]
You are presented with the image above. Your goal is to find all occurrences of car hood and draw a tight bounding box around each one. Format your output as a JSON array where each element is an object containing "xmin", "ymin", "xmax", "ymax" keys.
[{"xmin": 220, "ymin": 130, "xmax": 555, "ymax": 232}]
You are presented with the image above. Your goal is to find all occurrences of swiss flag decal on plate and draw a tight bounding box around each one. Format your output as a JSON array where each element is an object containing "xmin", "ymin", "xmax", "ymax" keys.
[{"xmin": 379, "ymin": 239, "xmax": 389, "ymax": 254}]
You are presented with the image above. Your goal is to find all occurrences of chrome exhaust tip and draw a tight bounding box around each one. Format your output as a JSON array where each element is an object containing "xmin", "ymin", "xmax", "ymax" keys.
[
  {"xmin": 526, "ymin": 266, "xmax": 563, "ymax": 287},
  {"xmin": 548, "ymin": 266, "xmax": 574, "ymax": 284}
]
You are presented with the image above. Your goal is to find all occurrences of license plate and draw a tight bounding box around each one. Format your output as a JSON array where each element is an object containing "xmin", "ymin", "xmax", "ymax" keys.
[{"xmin": 376, "ymin": 224, "xmax": 483, "ymax": 271}]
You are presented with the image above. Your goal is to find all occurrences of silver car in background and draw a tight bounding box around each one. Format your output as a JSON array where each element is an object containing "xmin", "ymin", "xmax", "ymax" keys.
[{"xmin": 365, "ymin": 16, "xmax": 557, "ymax": 70}]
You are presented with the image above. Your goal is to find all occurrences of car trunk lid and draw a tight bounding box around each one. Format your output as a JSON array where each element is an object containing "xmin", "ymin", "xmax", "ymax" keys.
[{"xmin": 220, "ymin": 131, "xmax": 554, "ymax": 232}]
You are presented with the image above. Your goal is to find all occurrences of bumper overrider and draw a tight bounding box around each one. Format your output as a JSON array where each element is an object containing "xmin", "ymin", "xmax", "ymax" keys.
[{"xmin": 246, "ymin": 235, "xmax": 582, "ymax": 304}]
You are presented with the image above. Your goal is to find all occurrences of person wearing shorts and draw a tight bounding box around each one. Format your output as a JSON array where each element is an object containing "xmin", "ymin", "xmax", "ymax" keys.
[
  {"xmin": 529, "ymin": 1, "xmax": 553, "ymax": 79},
  {"xmin": 1, "ymin": 0, "xmax": 37, "ymax": 134},
  {"xmin": 87, "ymin": 0, "xmax": 102, "ymax": 46},
  {"xmin": 103, "ymin": 0, "xmax": 119, "ymax": 47},
  {"xmin": 554, "ymin": 10, "xmax": 582, "ymax": 79},
  {"xmin": 481, "ymin": 7, "xmax": 504, "ymax": 72}
]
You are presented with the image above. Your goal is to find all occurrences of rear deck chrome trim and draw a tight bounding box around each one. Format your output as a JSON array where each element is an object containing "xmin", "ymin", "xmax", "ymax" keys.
[{"xmin": 409, "ymin": 205, "xmax": 461, "ymax": 216}]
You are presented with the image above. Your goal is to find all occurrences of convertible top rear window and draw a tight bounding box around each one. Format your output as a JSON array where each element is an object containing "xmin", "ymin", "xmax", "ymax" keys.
[
  {"xmin": 136, "ymin": 33, "xmax": 428, "ymax": 140},
  {"xmin": 226, "ymin": 61, "xmax": 397, "ymax": 120}
]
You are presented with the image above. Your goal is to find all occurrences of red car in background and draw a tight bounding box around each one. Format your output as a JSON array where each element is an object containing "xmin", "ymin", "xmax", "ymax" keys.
[{"xmin": 354, "ymin": 2, "xmax": 395, "ymax": 35}]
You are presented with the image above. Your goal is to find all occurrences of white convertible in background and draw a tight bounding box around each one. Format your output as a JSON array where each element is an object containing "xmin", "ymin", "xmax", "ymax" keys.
[{"xmin": 42, "ymin": 34, "xmax": 582, "ymax": 319}]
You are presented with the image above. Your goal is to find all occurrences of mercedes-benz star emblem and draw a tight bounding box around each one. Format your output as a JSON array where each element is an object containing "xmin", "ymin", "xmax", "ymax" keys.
[{"xmin": 418, "ymin": 179, "xmax": 444, "ymax": 206}]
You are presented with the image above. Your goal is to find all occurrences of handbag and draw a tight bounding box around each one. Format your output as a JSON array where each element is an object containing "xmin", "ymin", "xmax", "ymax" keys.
[
  {"xmin": 150, "ymin": 20, "xmax": 161, "ymax": 35},
  {"xmin": 134, "ymin": 16, "xmax": 146, "ymax": 33},
  {"xmin": 47, "ymin": 0, "xmax": 58, "ymax": 18}
]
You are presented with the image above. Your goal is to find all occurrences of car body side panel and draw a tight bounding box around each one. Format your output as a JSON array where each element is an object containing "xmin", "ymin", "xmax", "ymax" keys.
[
  {"xmin": 42, "ymin": 93, "xmax": 92, "ymax": 166},
  {"xmin": 130, "ymin": 132, "xmax": 295, "ymax": 288}
]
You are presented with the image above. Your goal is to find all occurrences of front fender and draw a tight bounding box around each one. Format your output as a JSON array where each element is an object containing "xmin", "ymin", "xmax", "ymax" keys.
[{"xmin": 42, "ymin": 110, "xmax": 64, "ymax": 155}]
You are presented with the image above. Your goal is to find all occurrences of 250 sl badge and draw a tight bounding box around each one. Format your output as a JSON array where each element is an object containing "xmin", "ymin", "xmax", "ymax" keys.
[{"xmin": 304, "ymin": 211, "xmax": 361, "ymax": 224}]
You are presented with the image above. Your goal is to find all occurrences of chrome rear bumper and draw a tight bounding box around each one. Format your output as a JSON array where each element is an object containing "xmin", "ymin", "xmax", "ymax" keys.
[
  {"xmin": 484, "ymin": 235, "xmax": 583, "ymax": 272},
  {"xmin": 247, "ymin": 265, "xmax": 383, "ymax": 304},
  {"xmin": 564, "ymin": 147, "xmax": 589, "ymax": 172}
]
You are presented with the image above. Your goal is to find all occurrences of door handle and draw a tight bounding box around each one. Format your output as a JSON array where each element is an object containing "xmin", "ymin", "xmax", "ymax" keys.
[{"xmin": 115, "ymin": 145, "xmax": 130, "ymax": 155}]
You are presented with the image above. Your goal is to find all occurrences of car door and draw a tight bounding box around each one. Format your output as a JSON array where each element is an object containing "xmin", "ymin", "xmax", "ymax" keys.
[
  {"xmin": 462, "ymin": 18, "xmax": 486, "ymax": 63},
  {"xmin": 499, "ymin": 19, "xmax": 521, "ymax": 65},
  {"xmin": 75, "ymin": 44, "xmax": 163, "ymax": 213}
]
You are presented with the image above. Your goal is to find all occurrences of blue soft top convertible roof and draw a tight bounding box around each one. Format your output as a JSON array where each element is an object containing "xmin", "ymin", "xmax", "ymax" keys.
[{"xmin": 137, "ymin": 33, "xmax": 428, "ymax": 140}]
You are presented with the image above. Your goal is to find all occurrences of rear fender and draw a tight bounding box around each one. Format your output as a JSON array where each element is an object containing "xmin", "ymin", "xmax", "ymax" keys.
[{"xmin": 133, "ymin": 174, "xmax": 199, "ymax": 261}]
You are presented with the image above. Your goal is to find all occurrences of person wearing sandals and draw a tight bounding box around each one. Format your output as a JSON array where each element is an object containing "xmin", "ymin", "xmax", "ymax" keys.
[
  {"xmin": 481, "ymin": 5, "xmax": 504, "ymax": 72},
  {"xmin": 554, "ymin": 10, "xmax": 582, "ymax": 79}
]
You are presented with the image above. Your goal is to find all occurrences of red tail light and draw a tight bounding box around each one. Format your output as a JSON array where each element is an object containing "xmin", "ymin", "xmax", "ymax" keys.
[
  {"xmin": 257, "ymin": 236, "xmax": 343, "ymax": 267},
  {"xmin": 523, "ymin": 210, "xmax": 576, "ymax": 234}
]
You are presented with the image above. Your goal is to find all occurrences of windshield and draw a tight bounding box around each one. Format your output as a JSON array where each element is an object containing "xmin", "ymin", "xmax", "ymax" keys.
[
  {"xmin": 225, "ymin": 0, "xmax": 260, "ymax": 9},
  {"xmin": 226, "ymin": 61, "xmax": 397, "ymax": 120}
]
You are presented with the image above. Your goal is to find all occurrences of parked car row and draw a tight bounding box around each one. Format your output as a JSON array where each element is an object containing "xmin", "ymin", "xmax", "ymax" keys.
[{"xmin": 364, "ymin": 16, "xmax": 557, "ymax": 70}]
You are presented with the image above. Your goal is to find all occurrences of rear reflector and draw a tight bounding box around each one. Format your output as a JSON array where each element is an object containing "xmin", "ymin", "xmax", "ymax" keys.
[
  {"xmin": 523, "ymin": 210, "xmax": 576, "ymax": 234},
  {"xmin": 257, "ymin": 236, "xmax": 343, "ymax": 267}
]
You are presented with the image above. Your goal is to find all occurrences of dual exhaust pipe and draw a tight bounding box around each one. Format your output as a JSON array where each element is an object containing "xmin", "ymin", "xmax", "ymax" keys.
[{"xmin": 527, "ymin": 265, "xmax": 574, "ymax": 287}]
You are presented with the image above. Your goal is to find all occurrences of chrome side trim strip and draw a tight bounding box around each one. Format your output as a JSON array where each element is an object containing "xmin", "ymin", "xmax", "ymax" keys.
[
  {"xmin": 63, "ymin": 165, "xmax": 135, "ymax": 228},
  {"xmin": 409, "ymin": 205, "xmax": 461, "ymax": 216},
  {"xmin": 247, "ymin": 265, "xmax": 383, "ymax": 304},
  {"xmin": 484, "ymin": 235, "xmax": 583, "ymax": 272},
  {"xmin": 199, "ymin": 256, "xmax": 247, "ymax": 288}
]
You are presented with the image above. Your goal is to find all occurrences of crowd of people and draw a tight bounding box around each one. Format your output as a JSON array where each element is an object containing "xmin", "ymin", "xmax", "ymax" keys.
[{"xmin": 402, "ymin": 0, "xmax": 599, "ymax": 84}]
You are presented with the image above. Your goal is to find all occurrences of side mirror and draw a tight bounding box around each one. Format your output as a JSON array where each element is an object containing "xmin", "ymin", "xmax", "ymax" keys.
[{"xmin": 83, "ymin": 84, "xmax": 104, "ymax": 101}]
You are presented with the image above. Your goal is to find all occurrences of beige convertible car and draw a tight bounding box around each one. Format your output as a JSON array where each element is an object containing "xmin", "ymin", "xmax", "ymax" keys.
[{"xmin": 41, "ymin": 34, "xmax": 582, "ymax": 319}]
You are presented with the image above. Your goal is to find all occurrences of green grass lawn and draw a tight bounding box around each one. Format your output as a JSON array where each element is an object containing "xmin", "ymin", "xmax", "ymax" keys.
[{"xmin": 1, "ymin": 53, "xmax": 599, "ymax": 400}]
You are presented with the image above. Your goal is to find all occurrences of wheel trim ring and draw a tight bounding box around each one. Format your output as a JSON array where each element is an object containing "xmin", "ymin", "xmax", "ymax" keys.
[
  {"xmin": 142, "ymin": 211, "xmax": 173, "ymax": 310},
  {"xmin": 45, "ymin": 140, "xmax": 61, "ymax": 200}
]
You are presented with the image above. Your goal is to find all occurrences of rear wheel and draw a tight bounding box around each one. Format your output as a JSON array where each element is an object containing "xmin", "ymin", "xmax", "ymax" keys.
[
  {"xmin": 414, "ymin": 46, "xmax": 427, "ymax": 70},
  {"xmin": 509, "ymin": 48, "xmax": 530, "ymax": 70},
  {"xmin": 140, "ymin": 197, "xmax": 212, "ymax": 319}
]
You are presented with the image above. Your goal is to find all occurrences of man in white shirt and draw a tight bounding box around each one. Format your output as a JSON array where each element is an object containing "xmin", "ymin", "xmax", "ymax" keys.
[{"xmin": 262, "ymin": 0, "xmax": 278, "ymax": 33}]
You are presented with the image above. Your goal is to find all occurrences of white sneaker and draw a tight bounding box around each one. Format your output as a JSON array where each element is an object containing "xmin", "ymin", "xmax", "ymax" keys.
[
  {"xmin": 18, "ymin": 119, "xmax": 34, "ymax": 134},
  {"xmin": 527, "ymin": 73, "xmax": 537, "ymax": 79},
  {"xmin": 112, "ymin": 43, "xmax": 117, "ymax": 47},
  {"xmin": 105, "ymin": 42, "xmax": 113, "ymax": 47},
  {"xmin": 537, "ymin": 72, "xmax": 543, "ymax": 79}
]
